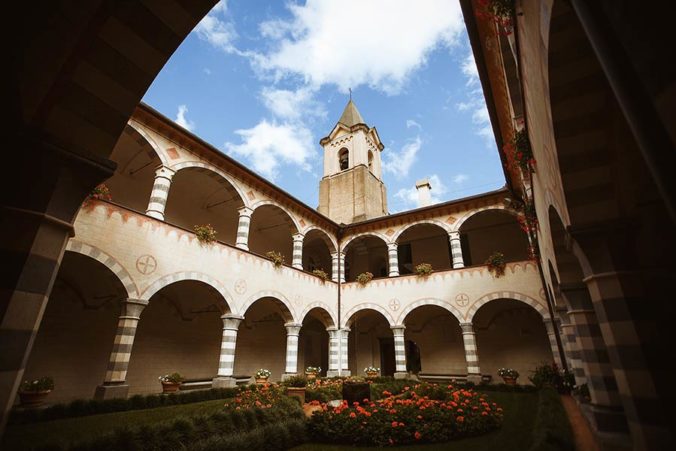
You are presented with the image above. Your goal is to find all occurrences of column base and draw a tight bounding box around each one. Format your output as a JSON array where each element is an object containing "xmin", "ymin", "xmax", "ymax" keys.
[
  {"xmin": 95, "ymin": 383, "xmax": 129, "ymax": 400},
  {"xmin": 580, "ymin": 402, "xmax": 631, "ymax": 451},
  {"xmin": 281, "ymin": 373, "xmax": 299, "ymax": 381},
  {"xmin": 467, "ymin": 374, "xmax": 483, "ymax": 385},
  {"xmin": 212, "ymin": 377, "xmax": 237, "ymax": 388},
  {"xmin": 394, "ymin": 372, "xmax": 409, "ymax": 380}
]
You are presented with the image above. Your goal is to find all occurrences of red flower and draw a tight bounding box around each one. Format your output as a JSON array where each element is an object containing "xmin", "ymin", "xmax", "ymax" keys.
[
  {"xmin": 350, "ymin": 412, "xmax": 356, "ymax": 418},
  {"xmin": 414, "ymin": 431, "xmax": 422, "ymax": 440},
  {"xmin": 392, "ymin": 421, "xmax": 398, "ymax": 428},
  {"xmin": 457, "ymin": 416, "xmax": 465, "ymax": 423}
]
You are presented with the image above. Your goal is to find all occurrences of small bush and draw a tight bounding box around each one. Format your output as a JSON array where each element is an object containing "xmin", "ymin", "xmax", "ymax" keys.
[
  {"xmin": 283, "ymin": 375, "xmax": 308, "ymax": 388},
  {"xmin": 356, "ymin": 272, "xmax": 373, "ymax": 285},
  {"xmin": 529, "ymin": 387, "xmax": 574, "ymax": 451}
]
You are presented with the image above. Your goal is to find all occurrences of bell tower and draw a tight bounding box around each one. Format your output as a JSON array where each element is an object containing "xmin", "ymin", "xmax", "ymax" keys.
[{"xmin": 318, "ymin": 99, "xmax": 388, "ymax": 224}]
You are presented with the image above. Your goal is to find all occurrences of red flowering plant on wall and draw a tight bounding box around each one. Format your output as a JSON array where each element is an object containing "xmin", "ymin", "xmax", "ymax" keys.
[
  {"xmin": 82, "ymin": 184, "xmax": 111, "ymax": 207},
  {"xmin": 504, "ymin": 129, "xmax": 536, "ymax": 174},
  {"xmin": 308, "ymin": 382, "xmax": 503, "ymax": 447},
  {"xmin": 476, "ymin": 0, "xmax": 515, "ymax": 35}
]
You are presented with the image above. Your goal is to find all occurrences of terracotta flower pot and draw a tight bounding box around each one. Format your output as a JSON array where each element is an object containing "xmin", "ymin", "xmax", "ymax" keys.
[
  {"xmin": 18, "ymin": 390, "xmax": 51, "ymax": 407},
  {"xmin": 365, "ymin": 371, "xmax": 378, "ymax": 379},
  {"xmin": 286, "ymin": 387, "xmax": 306, "ymax": 405},
  {"xmin": 305, "ymin": 372, "xmax": 317, "ymax": 381},
  {"xmin": 161, "ymin": 381, "xmax": 181, "ymax": 393},
  {"xmin": 255, "ymin": 377, "xmax": 269, "ymax": 385},
  {"xmin": 502, "ymin": 376, "xmax": 517, "ymax": 386}
]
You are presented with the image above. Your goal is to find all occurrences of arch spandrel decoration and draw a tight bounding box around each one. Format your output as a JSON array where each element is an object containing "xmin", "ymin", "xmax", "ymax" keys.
[
  {"xmin": 341, "ymin": 303, "xmax": 396, "ymax": 328},
  {"xmin": 465, "ymin": 291, "xmax": 549, "ymax": 322},
  {"xmin": 140, "ymin": 271, "xmax": 233, "ymax": 312},
  {"xmin": 65, "ymin": 240, "xmax": 138, "ymax": 298}
]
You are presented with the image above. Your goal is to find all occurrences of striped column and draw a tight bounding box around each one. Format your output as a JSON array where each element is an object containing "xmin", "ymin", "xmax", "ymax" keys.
[
  {"xmin": 542, "ymin": 318, "xmax": 563, "ymax": 368},
  {"xmin": 96, "ymin": 299, "xmax": 148, "ymax": 399},
  {"xmin": 217, "ymin": 314, "xmax": 244, "ymax": 378},
  {"xmin": 331, "ymin": 252, "xmax": 345, "ymax": 282},
  {"xmin": 326, "ymin": 327, "xmax": 340, "ymax": 377},
  {"xmin": 558, "ymin": 310, "xmax": 587, "ymax": 386},
  {"xmin": 387, "ymin": 243, "xmax": 399, "ymax": 277},
  {"xmin": 235, "ymin": 207, "xmax": 253, "ymax": 250},
  {"xmin": 448, "ymin": 231, "xmax": 465, "ymax": 269},
  {"xmin": 460, "ymin": 322, "xmax": 481, "ymax": 383},
  {"xmin": 391, "ymin": 326, "xmax": 407, "ymax": 378},
  {"xmin": 146, "ymin": 166, "xmax": 175, "ymax": 220},
  {"xmin": 284, "ymin": 323, "xmax": 302, "ymax": 375},
  {"xmin": 292, "ymin": 233, "xmax": 304, "ymax": 270},
  {"xmin": 339, "ymin": 327, "xmax": 350, "ymax": 376}
]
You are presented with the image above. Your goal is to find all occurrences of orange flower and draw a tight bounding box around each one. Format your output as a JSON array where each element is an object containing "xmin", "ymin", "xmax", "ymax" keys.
[
  {"xmin": 457, "ymin": 416, "xmax": 465, "ymax": 423},
  {"xmin": 350, "ymin": 412, "xmax": 356, "ymax": 418}
]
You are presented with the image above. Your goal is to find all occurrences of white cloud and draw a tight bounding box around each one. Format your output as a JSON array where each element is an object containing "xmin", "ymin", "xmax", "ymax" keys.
[
  {"xmin": 453, "ymin": 173, "xmax": 469, "ymax": 184},
  {"xmin": 224, "ymin": 120, "xmax": 315, "ymax": 181},
  {"xmin": 456, "ymin": 51, "xmax": 493, "ymax": 144},
  {"xmin": 253, "ymin": 0, "xmax": 464, "ymax": 94},
  {"xmin": 260, "ymin": 86, "xmax": 326, "ymax": 122},
  {"xmin": 394, "ymin": 174, "xmax": 448, "ymax": 208},
  {"xmin": 174, "ymin": 105, "xmax": 195, "ymax": 132},
  {"xmin": 194, "ymin": 1, "xmax": 238, "ymax": 53},
  {"xmin": 383, "ymin": 136, "xmax": 422, "ymax": 178},
  {"xmin": 406, "ymin": 119, "xmax": 422, "ymax": 130}
]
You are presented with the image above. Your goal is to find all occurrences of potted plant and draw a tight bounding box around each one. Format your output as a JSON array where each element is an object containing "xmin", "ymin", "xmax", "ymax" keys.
[
  {"xmin": 312, "ymin": 269, "xmax": 329, "ymax": 283},
  {"xmin": 305, "ymin": 366, "xmax": 321, "ymax": 380},
  {"xmin": 194, "ymin": 224, "xmax": 217, "ymax": 244},
  {"xmin": 265, "ymin": 251, "xmax": 285, "ymax": 268},
  {"xmin": 82, "ymin": 184, "xmax": 112, "ymax": 207},
  {"xmin": 497, "ymin": 368, "xmax": 519, "ymax": 385},
  {"xmin": 284, "ymin": 375, "xmax": 308, "ymax": 405},
  {"xmin": 18, "ymin": 377, "xmax": 54, "ymax": 407},
  {"xmin": 255, "ymin": 368, "xmax": 271, "ymax": 384},
  {"xmin": 485, "ymin": 251, "xmax": 506, "ymax": 278},
  {"xmin": 356, "ymin": 272, "xmax": 373, "ymax": 286},
  {"xmin": 158, "ymin": 373, "xmax": 183, "ymax": 392},
  {"xmin": 415, "ymin": 262, "xmax": 433, "ymax": 277},
  {"xmin": 363, "ymin": 366, "xmax": 380, "ymax": 379}
]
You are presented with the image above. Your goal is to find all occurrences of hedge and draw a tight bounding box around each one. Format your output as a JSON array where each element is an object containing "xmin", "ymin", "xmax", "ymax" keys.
[
  {"xmin": 528, "ymin": 387, "xmax": 574, "ymax": 451},
  {"xmin": 33, "ymin": 396, "xmax": 303, "ymax": 451},
  {"xmin": 10, "ymin": 387, "xmax": 241, "ymax": 425}
]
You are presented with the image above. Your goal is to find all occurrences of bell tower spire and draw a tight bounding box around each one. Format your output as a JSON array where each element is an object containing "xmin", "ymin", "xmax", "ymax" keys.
[{"xmin": 318, "ymin": 98, "xmax": 388, "ymax": 224}]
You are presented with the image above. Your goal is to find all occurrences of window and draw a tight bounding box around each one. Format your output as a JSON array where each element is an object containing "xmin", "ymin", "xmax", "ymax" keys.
[
  {"xmin": 368, "ymin": 150, "xmax": 374, "ymax": 172},
  {"xmin": 339, "ymin": 148, "xmax": 349, "ymax": 171}
]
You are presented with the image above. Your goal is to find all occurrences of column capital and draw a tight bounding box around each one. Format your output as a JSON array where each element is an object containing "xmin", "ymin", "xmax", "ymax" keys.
[
  {"xmin": 221, "ymin": 314, "xmax": 244, "ymax": 329},
  {"xmin": 448, "ymin": 230, "xmax": 461, "ymax": 240},
  {"xmin": 391, "ymin": 325, "xmax": 406, "ymax": 335},
  {"xmin": 237, "ymin": 206, "xmax": 254, "ymax": 217},
  {"xmin": 292, "ymin": 232, "xmax": 305, "ymax": 242},
  {"xmin": 331, "ymin": 251, "xmax": 346, "ymax": 258},
  {"xmin": 154, "ymin": 165, "xmax": 176, "ymax": 179},
  {"xmin": 120, "ymin": 298, "xmax": 149, "ymax": 318},
  {"xmin": 459, "ymin": 322, "xmax": 475, "ymax": 333},
  {"xmin": 285, "ymin": 322, "xmax": 302, "ymax": 335},
  {"xmin": 387, "ymin": 242, "xmax": 398, "ymax": 251}
]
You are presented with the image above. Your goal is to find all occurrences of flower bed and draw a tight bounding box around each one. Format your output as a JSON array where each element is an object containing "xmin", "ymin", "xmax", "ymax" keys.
[{"xmin": 308, "ymin": 382, "xmax": 503, "ymax": 446}]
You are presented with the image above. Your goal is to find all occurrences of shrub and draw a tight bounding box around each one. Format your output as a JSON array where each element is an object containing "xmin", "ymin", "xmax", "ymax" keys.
[
  {"xmin": 414, "ymin": 263, "xmax": 433, "ymax": 277},
  {"xmin": 194, "ymin": 224, "xmax": 217, "ymax": 244},
  {"xmin": 158, "ymin": 372, "xmax": 183, "ymax": 383},
  {"xmin": 485, "ymin": 252, "xmax": 506, "ymax": 277},
  {"xmin": 308, "ymin": 382, "xmax": 503, "ymax": 447},
  {"xmin": 20, "ymin": 376, "xmax": 54, "ymax": 392},
  {"xmin": 497, "ymin": 368, "xmax": 519, "ymax": 379},
  {"xmin": 311, "ymin": 269, "xmax": 329, "ymax": 282},
  {"xmin": 265, "ymin": 251, "xmax": 285, "ymax": 267},
  {"xmin": 529, "ymin": 387, "xmax": 574, "ymax": 451},
  {"xmin": 356, "ymin": 272, "xmax": 373, "ymax": 285},
  {"xmin": 283, "ymin": 375, "xmax": 308, "ymax": 388},
  {"xmin": 82, "ymin": 184, "xmax": 112, "ymax": 207}
]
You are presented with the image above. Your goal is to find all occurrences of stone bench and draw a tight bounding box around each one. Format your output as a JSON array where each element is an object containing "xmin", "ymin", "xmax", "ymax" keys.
[
  {"xmin": 179, "ymin": 378, "xmax": 213, "ymax": 391},
  {"xmin": 418, "ymin": 373, "xmax": 469, "ymax": 383}
]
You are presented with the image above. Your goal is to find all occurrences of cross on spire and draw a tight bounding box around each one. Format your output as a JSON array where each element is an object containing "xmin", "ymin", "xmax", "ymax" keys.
[{"xmin": 349, "ymin": 87, "xmax": 352, "ymax": 101}]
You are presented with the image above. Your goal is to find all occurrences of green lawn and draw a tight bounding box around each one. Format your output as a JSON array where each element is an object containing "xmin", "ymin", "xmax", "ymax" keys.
[
  {"xmin": 2, "ymin": 398, "xmax": 228, "ymax": 450},
  {"xmin": 293, "ymin": 391, "xmax": 539, "ymax": 451}
]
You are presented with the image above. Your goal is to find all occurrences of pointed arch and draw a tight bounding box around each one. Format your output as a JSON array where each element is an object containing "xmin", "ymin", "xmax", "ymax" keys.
[
  {"xmin": 396, "ymin": 298, "xmax": 463, "ymax": 326},
  {"xmin": 65, "ymin": 240, "xmax": 138, "ymax": 298},
  {"xmin": 465, "ymin": 291, "xmax": 549, "ymax": 322},
  {"xmin": 341, "ymin": 303, "xmax": 395, "ymax": 328},
  {"xmin": 140, "ymin": 271, "xmax": 232, "ymax": 310}
]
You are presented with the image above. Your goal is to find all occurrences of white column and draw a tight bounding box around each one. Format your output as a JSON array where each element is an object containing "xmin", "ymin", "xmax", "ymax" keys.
[
  {"xmin": 235, "ymin": 207, "xmax": 253, "ymax": 250},
  {"xmin": 391, "ymin": 326, "xmax": 407, "ymax": 378},
  {"xmin": 327, "ymin": 327, "xmax": 340, "ymax": 377},
  {"xmin": 339, "ymin": 327, "xmax": 351, "ymax": 376},
  {"xmin": 213, "ymin": 314, "xmax": 244, "ymax": 387},
  {"xmin": 387, "ymin": 243, "xmax": 399, "ymax": 277},
  {"xmin": 146, "ymin": 166, "xmax": 175, "ymax": 220},
  {"xmin": 284, "ymin": 323, "xmax": 302, "ymax": 376},
  {"xmin": 449, "ymin": 231, "xmax": 465, "ymax": 269},
  {"xmin": 292, "ymin": 233, "xmax": 304, "ymax": 270},
  {"xmin": 460, "ymin": 322, "xmax": 481, "ymax": 383}
]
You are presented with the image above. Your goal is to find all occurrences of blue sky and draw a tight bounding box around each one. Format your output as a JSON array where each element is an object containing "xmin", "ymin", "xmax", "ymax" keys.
[{"xmin": 143, "ymin": 0, "xmax": 505, "ymax": 212}]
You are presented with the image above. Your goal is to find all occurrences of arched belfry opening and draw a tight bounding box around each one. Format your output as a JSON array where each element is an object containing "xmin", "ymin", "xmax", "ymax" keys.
[{"xmin": 338, "ymin": 148, "xmax": 349, "ymax": 171}]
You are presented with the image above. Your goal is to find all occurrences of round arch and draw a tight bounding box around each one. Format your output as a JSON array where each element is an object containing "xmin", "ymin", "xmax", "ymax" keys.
[
  {"xmin": 127, "ymin": 121, "xmax": 169, "ymax": 166},
  {"xmin": 65, "ymin": 240, "xmax": 138, "ymax": 298},
  {"xmin": 171, "ymin": 161, "xmax": 249, "ymax": 208},
  {"xmin": 465, "ymin": 291, "xmax": 549, "ymax": 322},
  {"xmin": 396, "ymin": 298, "xmax": 463, "ymax": 326},
  {"xmin": 250, "ymin": 200, "xmax": 302, "ymax": 233},
  {"xmin": 302, "ymin": 226, "xmax": 338, "ymax": 252},
  {"xmin": 453, "ymin": 205, "xmax": 517, "ymax": 232},
  {"xmin": 342, "ymin": 231, "xmax": 391, "ymax": 250},
  {"xmin": 392, "ymin": 219, "xmax": 452, "ymax": 243},
  {"xmin": 341, "ymin": 303, "xmax": 395, "ymax": 328},
  {"xmin": 299, "ymin": 303, "xmax": 337, "ymax": 328},
  {"xmin": 239, "ymin": 290, "xmax": 296, "ymax": 323},
  {"xmin": 140, "ymin": 271, "xmax": 232, "ymax": 309}
]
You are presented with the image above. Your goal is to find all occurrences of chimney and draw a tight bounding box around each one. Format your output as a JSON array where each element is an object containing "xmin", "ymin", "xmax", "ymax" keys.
[{"xmin": 416, "ymin": 178, "xmax": 432, "ymax": 207}]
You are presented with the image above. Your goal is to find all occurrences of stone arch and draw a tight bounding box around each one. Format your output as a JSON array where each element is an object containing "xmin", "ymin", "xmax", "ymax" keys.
[
  {"xmin": 302, "ymin": 226, "xmax": 338, "ymax": 252},
  {"xmin": 465, "ymin": 291, "xmax": 549, "ymax": 322},
  {"xmin": 452, "ymin": 205, "xmax": 517, "ymax": 232},
  {"xmin": 392, "ymin": 219, "xmax": 452, "ymax": 243},
  {"xmin": 341, "ymin": 231, "xmax": 391, "ymax": 249},
  {"xmin": 127, "ymin": 120, "xmax": 169, "ymax": 166},
  {"xmin": 396, "ymin": 298, "xmax": 463, "ymax": 326},
  {"xmin": 140, "ymin": 271, "xmax": 232, "ymax": 310},
  {"xmin": 239, "ymin": 290, "xmax": 296, "ymax": 323},
  {"xmin": 65, "ymin": 240, "xmax": 138, "ymax": 298},
  {"xmin": 170, "ymin": 160, "xmax": 250, "ymax": 208},
  {"xmin": 299, "ymin": 303, "xmax": 337, "ymax": 329},
  {"xmin": 250, "ymin": 200, "xmax": 302, "ymax": 234},
  {"xmin": 341, "ymin": 303, "xmax": 396, "ymax": 328}
]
